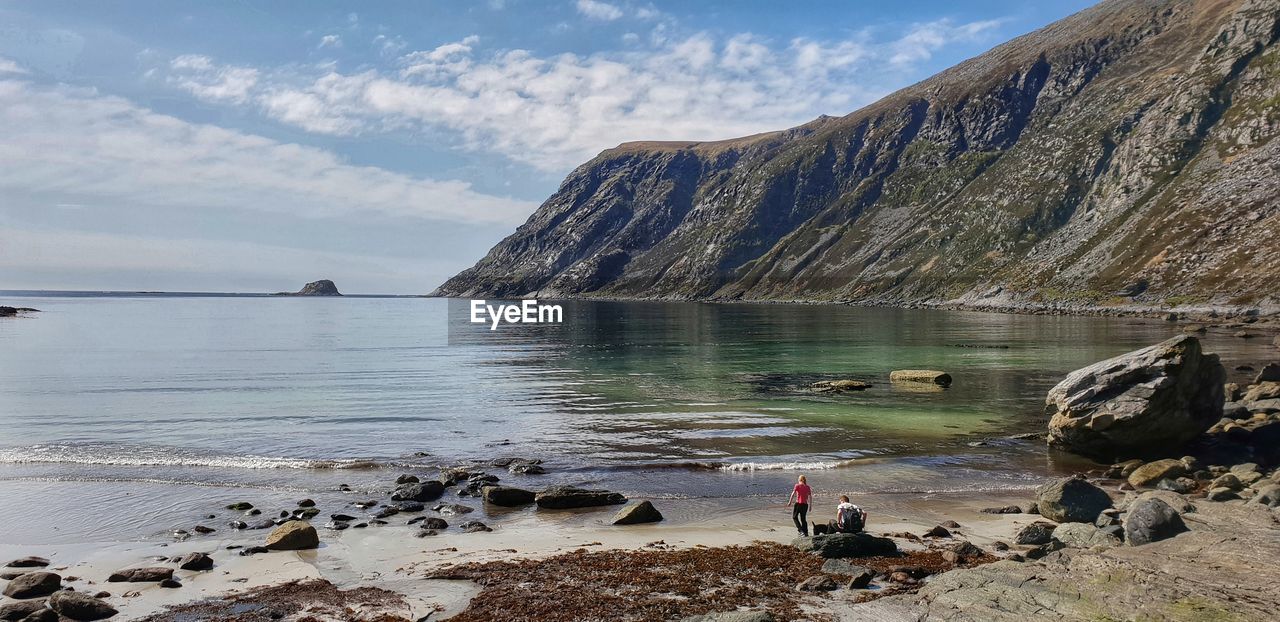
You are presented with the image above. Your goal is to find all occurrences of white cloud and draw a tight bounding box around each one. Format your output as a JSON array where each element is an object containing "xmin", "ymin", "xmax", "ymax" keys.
[
  {"xmin": 0, "ymin": 79, "xmax": 535, "ymax": 225},
  {"xmin": 576, "ymin": 0, "xmax": 623, "ymax": 21},
  {"xmin": 0, "ymin": 57, "xmax": 29, "ymax": 75},
  {"xmin": 169, "ymin": 54, "xmax": 260, "ymax": 104},
  {"xmin": 163, "ymin": 19, "xmax": 1003, "ymax": 171},
  {"xmin": 319, "ymin": 34, "xmax": 343, "ymax": 48}
]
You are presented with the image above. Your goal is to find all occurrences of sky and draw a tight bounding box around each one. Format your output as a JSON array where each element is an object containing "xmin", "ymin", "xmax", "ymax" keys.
[{"xmin": 0, "ymin": 0, "xmax": 1096, "ymax": 294}]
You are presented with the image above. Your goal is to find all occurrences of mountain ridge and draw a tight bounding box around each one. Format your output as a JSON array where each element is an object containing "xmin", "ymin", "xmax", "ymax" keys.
[{"xmin": 436, "ymin": 0, "xmax": 1280, "ymax": 313}]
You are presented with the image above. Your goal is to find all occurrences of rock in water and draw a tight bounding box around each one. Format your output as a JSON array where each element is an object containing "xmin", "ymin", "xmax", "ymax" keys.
[
  {"xmin": 288, "ymin": 280, "xmax": 341, "ymax": 296},
  {"xmin": 792, "ymin": 533, "xmax": 897, "ymax": 558},
  {"xmin": 889, "ymin": 370, "xmax": 952, "ymax": 387},
  {"xmin": 48, "ymin": 591, "xmax": 118, "ymax": 621},
  {"xmin": 2, "ymin": 571, "xmax": 60, "ymax": 598},
  {"xmin": 390, "ymin": 481, "xmax": 445, "ymax": 502},
  {"xmin": 611, "ymin": 500, "xmax": 663, "ymax": 525},
  {"xmin": 1036, "ymin": 475, "xmax": 1113, "ymax": 523},
  {"xmin": 811, "ymin": 380, "xmax": 871, "ymax": 392},
  {"xmin": 1124, "ymin": 497, "xmax": 1188, "ymax": 546},
  {"xmin": 264, "ymin": 521, "xmax": 319, "ymax": 550},
  {"xmin": 535, "ymin": 486, "xmax": 627, "ymax": 509},
  {"xmin": 481, "ymin": 485, "xmax": 536, "ymax": 507},
  {"xmin": 1046, "ymin": 335, "xmax": 1225, "ymax": 460}
]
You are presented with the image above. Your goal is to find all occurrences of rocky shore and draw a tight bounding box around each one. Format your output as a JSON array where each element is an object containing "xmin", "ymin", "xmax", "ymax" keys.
[{"xmin": 2, "ymin": 335, "xmax": 1277, "ymax": 621}]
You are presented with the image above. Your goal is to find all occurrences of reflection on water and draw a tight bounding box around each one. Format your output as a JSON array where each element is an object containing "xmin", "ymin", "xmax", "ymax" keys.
[{"xmin": 0, "ymin": 295, "xmax": 1272, "ymax": 543}]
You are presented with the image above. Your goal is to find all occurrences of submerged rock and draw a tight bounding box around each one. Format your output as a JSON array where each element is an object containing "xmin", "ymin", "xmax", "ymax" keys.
[
  {"xmin": 611, "ymin": 500, "xmax": 664, "ymax": 525},
  {"xmin": 390, "ymin": 481, "xmax": 445, "ymax": 503},
  {"xmin": 535, "ymin": 486, "xmax": 627, "ymax": 509},
  {"xmin": 1045, "ymin": 335, "xmax": 1225, "ymax": 460},
  {"xmin": 889, "ymin": 370, "xmax": 952, "ymax": 387},
  {"xmin": 482, "ymin": 485, "xmax": 536, "ymax": 507},
  {"xmin": 811, "ymin": 380, "xmax": 871, "ymax": 392}
]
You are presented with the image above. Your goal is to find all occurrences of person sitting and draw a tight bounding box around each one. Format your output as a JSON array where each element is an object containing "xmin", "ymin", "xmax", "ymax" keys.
[{"xmin": 834, "ymin": 495, "xmax": 866, "ymax": 533}]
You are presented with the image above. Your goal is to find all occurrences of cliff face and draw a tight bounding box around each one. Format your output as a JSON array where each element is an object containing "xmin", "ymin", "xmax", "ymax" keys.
[{"xmin": 436, "ymin": 0, "xmax": 1280, "ymax": 310}]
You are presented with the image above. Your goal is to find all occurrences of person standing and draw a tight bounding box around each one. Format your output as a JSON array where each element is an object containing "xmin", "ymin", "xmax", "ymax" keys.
[{"xmin": 787, "ymin": 474, "xmax": 812, "ymax": 536}]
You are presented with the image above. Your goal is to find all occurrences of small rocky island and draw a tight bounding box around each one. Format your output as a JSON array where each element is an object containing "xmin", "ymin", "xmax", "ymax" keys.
[
  {"xmin": 0, "ymin": 306, "xmax": 40, "ymax": 317},
  {"xmin": 273, "ymin": 280, "xmax": 342, "ymax": 296}
]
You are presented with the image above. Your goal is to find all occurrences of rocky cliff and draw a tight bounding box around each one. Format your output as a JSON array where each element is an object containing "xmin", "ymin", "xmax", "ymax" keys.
[{"xmin": 436, "ymin": 0, "xmax": 1280, "ymax": 311}]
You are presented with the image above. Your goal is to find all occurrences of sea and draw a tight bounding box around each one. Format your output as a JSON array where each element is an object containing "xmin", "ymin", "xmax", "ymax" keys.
[{"xmin": 0, "ymin": 292, "xmax": 1268, "ymax": 546}]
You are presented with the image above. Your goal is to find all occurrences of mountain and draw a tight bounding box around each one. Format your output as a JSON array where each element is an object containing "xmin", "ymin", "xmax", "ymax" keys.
[{"xmin": 436, "ymin": 0, "xmax": 1280, "ymax": 311}]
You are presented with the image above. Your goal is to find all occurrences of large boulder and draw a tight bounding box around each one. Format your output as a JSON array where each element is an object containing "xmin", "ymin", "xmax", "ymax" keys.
[
  {"xmin": 1013, "ymin": 522, "xmax": 1056, "ymax": 545},
  {"xmin": 611, "ymin": 500, "xmax": 663, "ymax": 525},
  {"xmin": 1045, "ymin": 335, "xmax": 1225, "ymax": 460},
  {"xmin": 481, "ymin": 486, "xmax": 535, "ymax": 507},
  {"xmin": 264, "ymin": 521, "xmax": 319, "ymax": 550},
  {"xmin": 0, "ymin": 600, "xmax": 47, "ymax": 620},
  {"xmin": 535, "ymin": 486, "xmax": 627, "ymax": 509},
  {"xmin": 791, "ymin": 533, "xmax": 897, "ymax": 558},
  {"xmin": 1036, "ymin": 475, "xmax": 1113, "ymax": 523},
  {"xmin": 48, "ymin": 591, "xmax": 118, "ymax": 621},
  {"xmin": 2, "ymin": 571, "xmax": 60, "ymax": 598},
  {"xmin": 177, "ymin": 552, "xmax": 213, "ymax": 571},
  {"xmin": 390, "ymin": 481, "xmax": 444, "ymax": 503},
  {"xmin": 1124, "ymin": 497, "xmax": 1188, "ymax": 546}
]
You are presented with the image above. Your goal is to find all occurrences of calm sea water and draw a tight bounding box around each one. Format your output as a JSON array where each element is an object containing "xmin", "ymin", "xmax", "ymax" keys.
[{"xmin": 0, "ymin": 294, "xmax": 1268, "ymax": 544}]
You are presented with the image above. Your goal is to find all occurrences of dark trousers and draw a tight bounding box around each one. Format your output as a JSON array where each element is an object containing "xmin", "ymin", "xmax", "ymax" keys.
[{"xmin": 792, "ymin": 503, "xmax": 809, "ymax": 535}]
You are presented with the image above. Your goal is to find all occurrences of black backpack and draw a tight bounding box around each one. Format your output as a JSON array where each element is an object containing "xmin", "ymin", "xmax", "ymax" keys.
[{"xmin": 840, "ymin": 506, "xmax": 865, "ymax": 533}]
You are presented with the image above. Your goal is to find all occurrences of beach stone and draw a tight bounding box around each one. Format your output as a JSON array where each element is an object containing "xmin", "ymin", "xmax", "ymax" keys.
[
  {"xmin": 796, "ymin": 575, "xmax": 839, "ymax": 591},
  {"xmin": 507, "ymin": 460, "xmax": 547, "ymax": 475},
  {"xmin": 460, "ymin": 521, "xmax": 492, "ymax": 533},
  {"xmin": 821, "ymin": 559, "xmax": 871, "ymax": 576},
  {"xmin": 107, "ymin": 567, "xmax": 172, "ymax": 583},
  {"xmin": 1046, "ymin": 335, "xmax": 1225, "ymax": 460},
  {"xmin": 923, "ymin": 525, "xmax": 951, "ymax": 538},
  {"xmin": 481, "ymin": 485, "xmax": 536, "ymax": 507},
  {"xmin": 1053, "ymin": 522, "xmax": 1121, "ymax": 548},
  {"xmin": 979, "ymin": 505, "xmax": 1022, "ymax": 514},
  {"xmin": 1134, "ymin": 491, "xmax": 1195, "ymax": 514},
  {"xmin": 4, "ymin": 557, "xmax": 49, "ymax": 569},
  {"xmin": 1230, "ymin": 463, "xmax": 1260, "ymax": 477},
  {"xmin": 791, "ymin": 533, "xmax": 897, "ymax": 558},
  {"xmin": 264, "ymin": 521, "xmax": 319, "ymax": 550},
  {"xmin": 1211, "ymin": 473, "xmax": 1243, "ymax": 491},
  {"xmin": 390, "ymin": 481, "xmax": 445, "ymax": 503},
  {"xmin": 323, "ymin": 520, "xmax": 349, "ymax": 530},
  {"xmin": 1247, "ymin": 484, "xmax": 1280, "ymax": 507},
  {"xmin": 1128, "ymin": 459, "xmax": 1189, "ymax": 487},
  {"xmin": 940, "ymin": 520, "xmax": 962, "ymax": 528},
  {"xmin": 329, "ymin": 513, "xmax": 357, "ymax": 521},
  {"xmin": 48, "ymin": 590, "xmax": 118, "ymax": 621},
  {"xmin": 159, "ymin": 578, "xmax": 181, "ymax": 588},
  {"xmin": 679, "ymin": 612, "xmax": 774, "ymax": 622},
  {"xmin": 225, "ymin": 502, "xmax": 253, "ymax": 511},
  {"xmin": 177, "ymin": 552, "xmax": 213, "ymax": 571},
  {"xmin": 1036, "ymin": 475, "xmax": 1113, "ymax": 523},
  {"xmin": 0, "ymin": 600, "xmax": 47, "ymax": 621},
  {"xmin": 1256, "ymin": 364, "xmax": 1280, "ymax": 383},
  {"xmin": 415, "ymin": 529, "xmax": 439, "ymax": 538},
  {"xmin": 422, "ymin": 517, "xmax": 448, "ymax": 530},
  {"xmin": 2, "ymin": 571, "xmax": 60, "ymax": 599},
  {"xmin": 432, "ymin": 503, "xmax": 474, "ymax": 515},
  {"xmin": 237, "ymin": 546, "xmax": 269, "ymax": 556},
  {"xmin": 1206, "ymin": 487, "xmax": 1239, "ymax": 501},
  {"xmin": 296, "ymin": 499, "xmax": 315, "ymax": 507},
  {"xmin": 889, "ymin": 370, "xmax": 952, "ymax": 387},
  {"xmin": 293, "ymin": 508, "xmax": 320, "ymax": 520},
  {"xmin": 535, "ymin": 486, "xmax": 627, "ymax": 509},
  {"xmin": 0, "ymin": 571, "xmax": 27, "ymax": 580},
  {"xmin": 1242, "ymin": 382, "xmax": 1280, "ymax": 402},
  {"xmin": 395, "ymin": 474, "xmax": 420, "ymax": 485},
  {"xmin": 395, "ymin": 502, "xmax": 425, "ymax": 513},
  {"xmin": 247, "ymin": 519, "xmax": 276, "ymax": 530},
  {"xmin": 846, "ymin": 568, "xmax": 876, "ymax": 589},
  {"xmin": 1156, "ymin": 477, "xmax": 1196, "ymax": 494},
  {"xmin": 611, "ymin": 501, "xmax": 664, "ymax": 525},
  {"xmin": 1124, "ymin": 497, "xmax": 1188, "ymax": 546},
  {"xmin": 371, "ymin": 507, "xmax": 399, "ymax": 519},
  {"xmin": 1013, "ymin": 522, "xmax": 1056, "ymax": 545}
]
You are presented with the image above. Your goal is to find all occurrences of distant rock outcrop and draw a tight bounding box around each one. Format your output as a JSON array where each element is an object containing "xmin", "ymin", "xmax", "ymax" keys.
[{"xmin": 276, "ymin": 280, "xmax": 342, "ymax": 296}]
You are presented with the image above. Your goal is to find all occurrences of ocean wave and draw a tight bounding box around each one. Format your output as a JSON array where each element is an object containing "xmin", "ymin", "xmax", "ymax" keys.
[
  {"xmin": 0, "ymin": 444, "xmax": 433, "ymax": 471},
  {"xmin": 717, "ymin": 458, "xmax": 870, "ymax": 472}
]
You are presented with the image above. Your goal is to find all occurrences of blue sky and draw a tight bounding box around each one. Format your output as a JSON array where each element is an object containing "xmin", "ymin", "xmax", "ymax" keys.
[{"xmin": 0, "ymin": 0, "xmax": 1095, "ymax": 294}]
